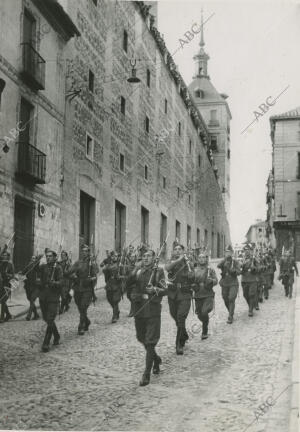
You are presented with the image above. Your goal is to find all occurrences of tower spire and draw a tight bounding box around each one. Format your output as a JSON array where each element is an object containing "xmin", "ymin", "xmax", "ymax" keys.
[
  {"xmin": 200, "ymin": 8, "xmax": 205, "ymax": 48},
  {"xmin": 193, "ymin": 8, "xmax": 210, "ymax": 79}
]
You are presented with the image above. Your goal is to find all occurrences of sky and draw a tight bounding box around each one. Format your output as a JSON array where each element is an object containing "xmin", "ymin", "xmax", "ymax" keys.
[{"xmin": 156, "ymin": 0, "xmax": 300, "ymax": 244}]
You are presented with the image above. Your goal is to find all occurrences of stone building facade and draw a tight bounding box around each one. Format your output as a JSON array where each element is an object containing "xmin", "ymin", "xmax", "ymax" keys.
[
  {"xmin": 266, "ymin": 107, "xmax": 300, "ymax": 259},
  {"xmin": 0, "ymin": 0, "xmax": 230, "ymax": 270}
]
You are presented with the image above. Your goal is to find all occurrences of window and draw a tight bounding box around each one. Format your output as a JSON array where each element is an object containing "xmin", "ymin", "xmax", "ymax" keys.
[
  {"xmin": 23, "ymin": 8, "xmax": 36, "ymax": 46},
  {"xmin": 227, "ymin": 149, "xmax": 231, "ymax": 159},
  {"xmin": 178, "ymin": 121, "xmax": 181, "ymax": 136},
  {"xmin": 141, "ymin": 206, "xmax": 149, "ymax": 244},
  {"xmin": 88, "ymin": 70, "xmax": 94, "ymax": 93},
  {"xmin": 187, "ymin": 225, "xmax": 191, "ymax": 247},
  {"xmin": 0, "ymin": 78, "xmax": 5, "ymax": 109},
  {"xmin": 177, "ymin": 187, "xmax": 180, "ymax": 198},
  {"xmin": 162, "ymin": 176, "xmax": 166, "ymax": 189},
  {"xmin": 197, "ymin": 228, "xmax": 200, "ymax": 245},
  {"xmin": 297, "ymin": 153, "xmax": 300, "ymax": 179},
  {"xmin": 195, "ymin": 89, "xmax": 204, "ymax": 98},
  {"xmin": 144, "ymin": 164, "xmax": 148, "ymax": 180},
  {"xmin": 145, "ymin": 116, "xmax": 150, "ymax": 133},
  {"xmin": 189, "ymin": 139, "xmax": 192, "ymax": 154},
  {"xmin": 119, "ymin": 153, "xmax": 125, "ymax": 172},
  {"xmin": 175, "ymin": 220, "xmax": 181, "ymax": 241},
  {"xmin": 123, "ymin": 30, "xmax": 128, "ymax": 53},
  {"xmin": 86, "ymin": 134, "xmax": 94, "ymax": 160},
  {"xmin": 211, "ymin": 136, "xmax": 218, "ymax": 151},
  {"xmin": 188, "ymin": 194, "xmax": 191, "ymax": 204},
  {"xmin": 198, "ymin": 154, "xmax": 201, "ymax": 167},
  {"xmin": 120, "ymin": 96, "xmax": 126, "ymax": 115},
  {"xmin": 146, "ymin": 69, "xmax": 150, "ymax": 87},
  {"xmin": 204, "ymin": 229, "xmax": 208, "ymax": 246},
  {"xmin": 210, "ymin": 110, "xmax": 217, "ymax": 121},
  {"xmin": 164, "ymin": 98, "xmax": 168, "ymax": 114}
]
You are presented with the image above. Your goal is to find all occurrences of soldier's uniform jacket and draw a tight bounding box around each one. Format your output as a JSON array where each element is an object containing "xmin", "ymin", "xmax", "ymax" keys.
[
  {"xmin": 38, "ymin": 263, "xmax": 63, "ymax": 302},
  {"xmin": 166, "ymin": 259, "xmax": 194, "ymax": 300},
  {"xmin": 241, "ymin": 257, "xmax": 259, "ymax": 283},
  {"xmin": 192, "ymin": 266, "xmax": 218, "ymax": 298},
  {"xmin": 217, "ymin": 258, "xmax": 240, "ymax": 288},
  {"xmin": 279, "ymin": 257, "xmax": 299, "ymax": 282},
  {"xmin": 103, "ymin": 262, "xmax": 122, "ymax": 291},
  {"xmin": 24, "ymin": 265, "xmax": 40, "ymax": 293},
  {"xmin": 126, "ymin": 265, "xmax": 166, "ymax": 318},
  {"xmin": 67, "ymin": 258, "xmax": 98, "ymax": 292},
  {"xmin": 58, "ymin": 260, "xmax": 72, "ymax": 289}
]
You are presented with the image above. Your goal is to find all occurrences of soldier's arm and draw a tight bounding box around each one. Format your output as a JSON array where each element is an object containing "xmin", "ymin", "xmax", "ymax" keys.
[
  {"xmin": 208, "ymin": 268, "xmax": 218, "ymax": 286},
  {"xmin": 52, "ymin": 265, "xmax": 63, "ymax": 288},
  {"xmin": 165, "ymin": 257, "xmax": 183, "ymax": 272}
]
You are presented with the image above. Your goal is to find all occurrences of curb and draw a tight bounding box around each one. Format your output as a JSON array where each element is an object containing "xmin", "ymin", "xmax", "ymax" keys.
[{"xmin": 289, "ymin": 277, "xmax": 300, "ymax": 432}]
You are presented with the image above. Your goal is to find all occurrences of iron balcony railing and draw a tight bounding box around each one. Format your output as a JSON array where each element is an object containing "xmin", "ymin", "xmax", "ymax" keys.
[
  {"xmin": 17, "ymin": 141, "xmax": 46, "ymax": 184},
  {"xmin": 20, "ymin": 43, "xmax": 45, "ymax": 90}
]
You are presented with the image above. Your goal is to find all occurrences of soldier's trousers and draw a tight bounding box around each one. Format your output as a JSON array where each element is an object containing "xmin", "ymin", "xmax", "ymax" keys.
[
  {"xmin": 241, "ymin": 282, "xmax": 257, "ymax": 313},
  {"xmin": 74, "ymin": 291, "xmax": 92, "ymax": 331},
  {"xmin": 168, "ymin": 297, "xmax": 191, "ymax": 347},
  {"xmin": 106, "ymin": 288, "xmax": 122, "ymax": 318},
  {"xmin": 195, "ymin": 296, "xmax": 214, "ymax": 335},
  {"xmin": 221, "ymin": 285, "xmax": 238, "ymax": 318},
  {"xmin": 135, "ymin": 316, "xmax": 161, "ymax": 377},
  {"xmin": 39, "ymin": 300, "xmax": 60, "ymax": 342},
  {"xmin": 25, "ymin": 287, "xmax": 39, "ymax": 318}
]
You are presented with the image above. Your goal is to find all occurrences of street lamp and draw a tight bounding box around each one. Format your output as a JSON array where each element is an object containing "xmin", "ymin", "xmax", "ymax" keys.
[{"xmin": 127, "ymin": 59, "xmax": 141, "ymax": 83}]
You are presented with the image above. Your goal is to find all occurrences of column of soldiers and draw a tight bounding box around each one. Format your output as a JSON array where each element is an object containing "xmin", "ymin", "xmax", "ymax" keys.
[{"xmin": 0, "ymin": 239, "xmax": 298, "ymax": 387}]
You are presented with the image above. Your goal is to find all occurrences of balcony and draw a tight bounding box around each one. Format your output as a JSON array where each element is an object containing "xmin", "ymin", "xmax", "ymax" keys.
[
  {"xmin": 17, "ymin": 142, "xmax": 46, "ymax": 184},
  {"xmin": 20, "ymin": 43, "xmax": 45, "ymax": 90}
]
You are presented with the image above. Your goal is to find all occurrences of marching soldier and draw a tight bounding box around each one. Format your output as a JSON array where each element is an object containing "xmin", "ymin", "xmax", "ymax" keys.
[
  {"xmin": 262, "ymin": 252, "xmax": 273, "ymax": 300},
  {"xmin": 256, "ymin": 251, "xmax": 264, "ymax": 304},
  {"xmin": 102, "ymin": 251, "xmax": 123, "ymax": 323},
  {"xmin": 124, "ymin": 246, "xmax": 139, "ymax": 317},
  {"xmin": 279, "ymin": 250, "xmax": 299, "ymax": 298},
  {"xmin": 0, "ymin": 250, "xmax": 14, "ymax": 323},
  {"xmin": 241, "ymin": 244, "xmax": 260, "ymax": 317},
  {"xmin": 126, "ymin": 249, "xmax": 166, "ymax": 386},
  {"xmin": 24, "ymin": 255, "xmax": 41, "ymax": 321},
  {"xmin": 217, "ymin": 245, "xmax": 241, "ymax": 324},
  {"xmin": 165, "ymin": 244, "xmax": 194, "ymax": 355},
  {"xmin": 67, "ymin": 245, "xmax": 98, "ymax": 335},
  {"xmin": 38, "ymin": 250, "xmax": 63, "ymax": 352},
  {"xmin": 193, "ymin": 252, "xmax": 218, "ymax": 338},
  {"xmin": 58, "ymin": 251, "xmax": 72, "ymax": 314}
]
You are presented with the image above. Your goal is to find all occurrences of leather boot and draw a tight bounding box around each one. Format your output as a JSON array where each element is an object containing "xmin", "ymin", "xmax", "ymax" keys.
[
  {"xmin": 176, "ymin": 328, "xmax": 184, "ymax": 354},
  {"xmin": 284, "ymin": 286, "xmax": 289, "ymax": 297},
  {"xmin": 201, "ymin": 320, "xmax": 209, "ymax": 340},
  {"xmin": 33, "ymin": 305, "xmax": 39, "ymax": 320},
  {"xmin": 140, "ymin": 345, "xmax": 154, "ymax": 386},
  {"xmin": 52, "ymin": 323, "xmax": 60, "ymax": 345},
  {"xmin": 4, "ymin": 304, "xmax": 12, "ymax": 322},
  {"xmin": 128, "ymin": 302, "xmax": 134, "ymax": 317},
  {"xmin": 26, "ymin": 306, "xmax": 32, "ymax": 321},
  {"xmin": 289, "ymin": 285, "xmax": 293, "ymax": 299},
  {"xmin": 227, "ymin": 302, "xmax": 235, "ymax": 323},
  {"xmin": 152, "ymin": 352, "xmax": 162, "ymax": 375},
  {"xmin": 84, "ymin": 317, "xmax": 91, "ymax": 331},
  {"xmin": 111, "ymin": 305, "xmax": 118, "ymax": 323},
  {"xmin": 78, "ymin": 317, "xmax": 85, "ymax": 335},
  {"xmin": 42, "ymin": 326, "xmax": 52, "ymax": 352}
]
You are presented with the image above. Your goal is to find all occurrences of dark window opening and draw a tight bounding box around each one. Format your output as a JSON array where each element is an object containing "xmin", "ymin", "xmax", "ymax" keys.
[
  {"xmin": 120, "ymin": 96, "xmax": 126, "ymax": 115},
  {"xmin": 146, "ymin": 69, "xmax": 150, "ymax": 87},
  {"xmin": 189, "ymin": 139, "xmax": 192, "ymax": 154},
  {"xmin": 178, "ymin": 121, "xmax": 181, "ymax": 136},
  {"xmin": 162, "ymin": 176, "xmax": 166, "ymax": 189},
  {"xmin": 144, "ymin": 164, "xmax": 148, "ymax": 180},
  {"xmin": 145, "ymin": 116, "xmax": 150, "ymax": 133},
  {"xmin": 119, "ymin": 153, "xmax": 125, "ymax": 172},
  {"xmin": 88, "ymin": 70, "xmax": 94, "ymax": 93},
  {"xmin": 164, "ymin": 98, "xmax": 168, "ymax": 114},
  {"xmin": 123, "ymin": 30, "xmax": 128, "ymax": 53},
  {"xmin": 175, "ymin": 220, "xmax": 181, "ymax": 241},
  {"xmin": 141, "ymin": 206, "xmax": 149, "ymax": 244}
]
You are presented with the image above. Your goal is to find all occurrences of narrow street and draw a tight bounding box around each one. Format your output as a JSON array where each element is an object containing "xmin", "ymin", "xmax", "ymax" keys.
[{"xmin": 0, "ymin": 268, "xmax": 296, "ymax": 432}]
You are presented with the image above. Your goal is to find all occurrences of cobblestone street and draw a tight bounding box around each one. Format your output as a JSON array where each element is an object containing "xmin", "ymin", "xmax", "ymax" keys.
[{"xmin": 0, "ymin": 269, "xmax": 296, "ymax": 432}]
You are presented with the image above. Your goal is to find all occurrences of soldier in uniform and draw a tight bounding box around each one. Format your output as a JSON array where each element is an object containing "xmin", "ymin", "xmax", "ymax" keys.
[
  {"xmin": 217, "ymin": 245, "xmax": 241, "ymax": 324},
  {"xmin": 0, "ymin": 251, "xmax": 14, "ymax": 323},
  {"xmin": 193, "ymin": 252, "xmax": 218, "ymax": 338},
  {"xmin": 241, "ymin": 244, "xmax": 259, "ymax": 317},
  {"xmin": 67, "ymin": 245, "xmax": 98, "ymax": 335},
  {"xmin": 279, "ymin": 250, "xmax": 299, "ymax": 298},
  {"xmin": 58, "ymin": 251, "xmax": 72, "ymax": 314},
  {"xmin": 126, "ymin": 249, "xmax": 166, "ymax": 386},
  {"xmin": 38, "ymin": 250, "xmax": 63, "ymax": 352},
  {"xmin": 24, "ymin": 255, "xmax": 41, "ymax": 320},
  {"xmin": 102, "ymin": 251, "xmax": 123, "ymax": 323},
  {"xmin": 165, "ymin": 244, "xmax": 194, "ymax": 355}
]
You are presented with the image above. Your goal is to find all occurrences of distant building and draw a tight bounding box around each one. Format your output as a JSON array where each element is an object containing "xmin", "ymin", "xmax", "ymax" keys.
[
  {"xmin": 245, "ymin": 220, "xmax": 268, "ymax": 246},
  {"xmin": 266, "ymin": 106, "xmax": 300, "ymax": 259},
  {"xmin": 188, "ymin": 11, "xmax": 231, "ymax": 218}
]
